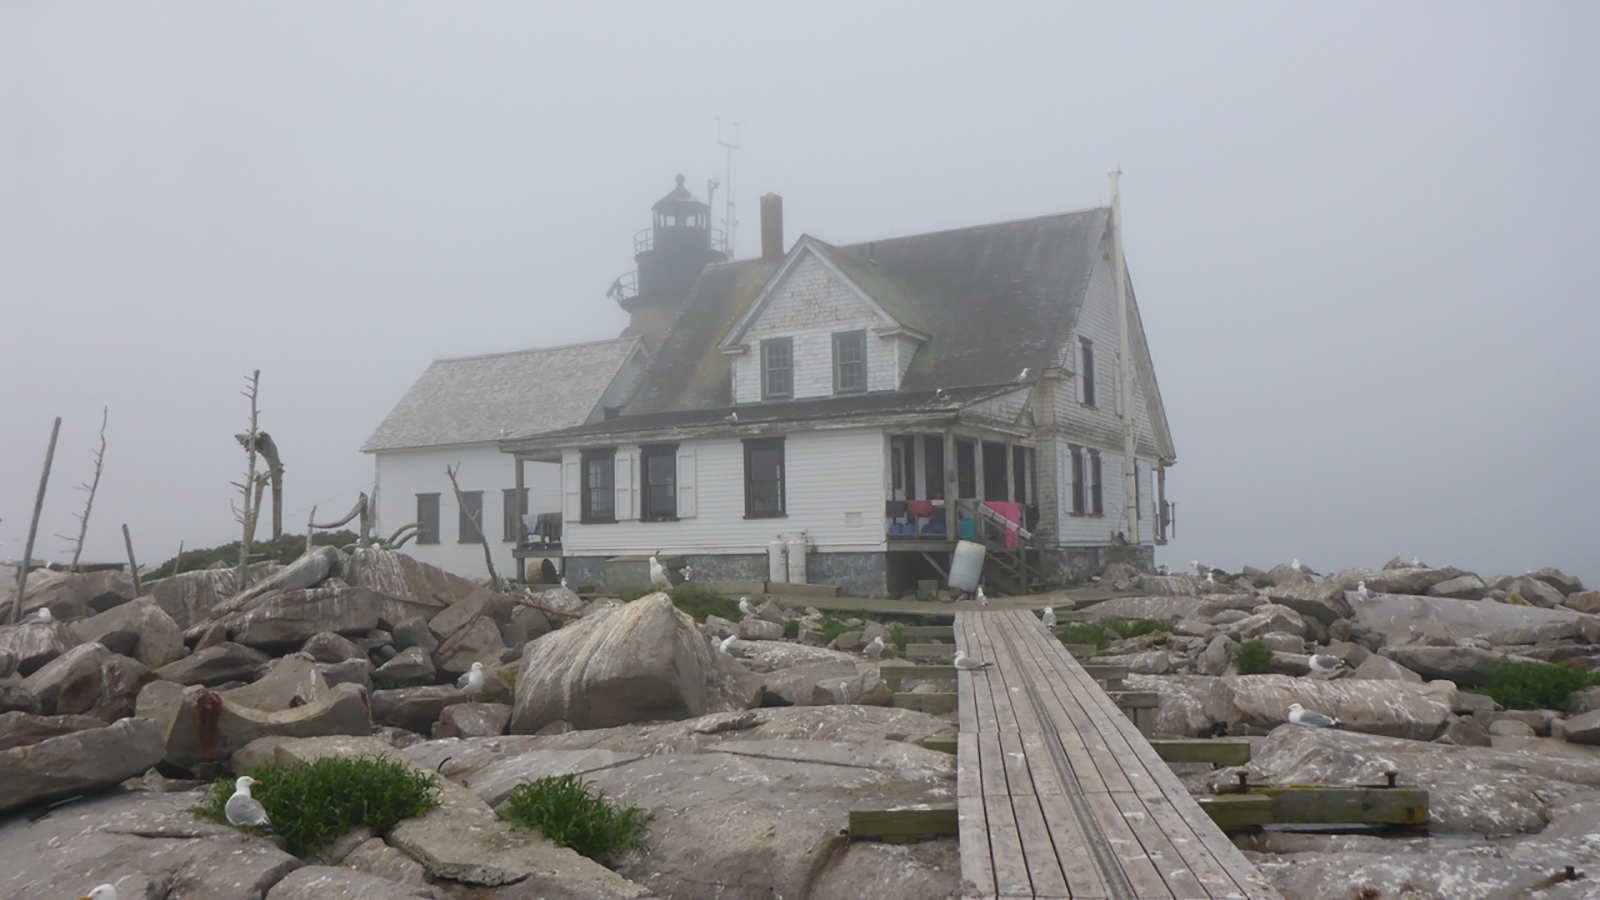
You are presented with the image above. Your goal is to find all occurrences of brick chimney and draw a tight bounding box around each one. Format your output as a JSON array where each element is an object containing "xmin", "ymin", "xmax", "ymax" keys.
[{"xmin": 760, "ymin": 193, "xmax": 784, "ymax": 262}]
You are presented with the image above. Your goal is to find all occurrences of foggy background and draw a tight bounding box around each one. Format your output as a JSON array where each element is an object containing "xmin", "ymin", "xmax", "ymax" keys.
[{"xmin": 2, "ymin": 3, "xmax": 1595, "ymax": 587}]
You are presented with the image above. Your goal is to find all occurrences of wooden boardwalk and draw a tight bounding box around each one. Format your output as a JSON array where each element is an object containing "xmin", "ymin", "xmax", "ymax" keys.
[{"xmin": 954, "ymin": 610, "xmax": 1282, "ymax": 900}]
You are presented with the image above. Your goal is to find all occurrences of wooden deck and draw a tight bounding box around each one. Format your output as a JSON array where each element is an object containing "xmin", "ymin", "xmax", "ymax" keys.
[{"xmin": 954, "ymin": 610, "xmax": 1282, "ymax": 900}]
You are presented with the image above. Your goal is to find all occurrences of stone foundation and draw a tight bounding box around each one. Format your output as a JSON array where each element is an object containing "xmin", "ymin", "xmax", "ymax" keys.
[
  {"xmin": 1038, "ymin": 544, "xmax": 1154, "ymax": 583},
  {"xmin": 567, "ymin": 552, "xmax": 888, "ymax": 598}
]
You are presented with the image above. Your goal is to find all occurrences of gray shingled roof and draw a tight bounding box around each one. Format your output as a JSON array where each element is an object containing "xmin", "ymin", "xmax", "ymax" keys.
[
  {"xmin": 362, "ymin": 337, "xmax": 643, "ymax": 452},
  {"xmin": 623, "ymin": 208, "xmax": 1110, "ymax": 415}
]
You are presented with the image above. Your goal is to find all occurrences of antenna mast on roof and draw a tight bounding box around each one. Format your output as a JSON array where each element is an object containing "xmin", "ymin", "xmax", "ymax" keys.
[{"xmin": 716, "ymin": 117, "xmax": 741, "ymax": 258}]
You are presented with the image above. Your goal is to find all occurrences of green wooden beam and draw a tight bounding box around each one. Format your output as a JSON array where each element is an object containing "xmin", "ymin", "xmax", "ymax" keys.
[
  {"xmin": 1197, "ymin": 795, "xmax": 1274, "ymax": 829},
  {"xmin": 849, "ymin": 805, "xmax": 959, "ymax": 839},
  {"xmin": 894, "ymin": 692, "xmax": 959, "ymax": 713},
  {"xmin": 1260, "ymin": 786, "xmax": 1430, "ymax": 826},
  {"xmin": 1148, "ymin": 739, "xmax": 1252, "ymax": 766},
  {"xmin": 880, "ymin": 665, "xmax": 957, "ymax": 686},
  {"xmin": 1080, "ymin": 664, "xmax": 1129, "ymax": 681},
  {"xmin": 905, "ymin": 643, "xmax": 955, "ymax": 661}
]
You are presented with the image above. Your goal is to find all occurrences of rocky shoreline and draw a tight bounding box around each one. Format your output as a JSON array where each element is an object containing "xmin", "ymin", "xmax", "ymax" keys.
[{"xmin": 0, "ymin": 549, "xmax": 1596, "ymax": 900}]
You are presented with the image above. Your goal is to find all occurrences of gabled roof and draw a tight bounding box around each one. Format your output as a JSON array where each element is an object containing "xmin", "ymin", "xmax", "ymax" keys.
[
  {"xmin": 361, "ymin": 337, "xmax": 644, "ymax": 452},
  {"xmin": 622, "ymin": 207, "xmax": 1111, "ymax": 415}
]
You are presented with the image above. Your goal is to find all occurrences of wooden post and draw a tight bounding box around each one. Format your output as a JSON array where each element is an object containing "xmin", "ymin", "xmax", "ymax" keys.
[
  {"xmin": 122, "ymin": 523, "xmax": 142, "ymax": 596},
  {"xmin": 306, "ymin": 506, "xmax": 317, "ymax": 558},
  {"xmin": 235, "ymin": 370, "xmax": 261, "ymax": 592},
  {"xmin": 11, "ymin": 417, "xmax": 61, "ymax": 624}
]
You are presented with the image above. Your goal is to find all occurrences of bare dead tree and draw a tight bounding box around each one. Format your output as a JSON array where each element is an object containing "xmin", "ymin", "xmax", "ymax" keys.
[
  {"xmin": 445, "ymin": 464, "xmax": 501, "ymax": 593},
  {"xmin": 231, "ymin": 370, "xmax": 262, "ymax": 591},
  {"xmin": 10, "ymin": 417, "xmax": 61, "ymax": 625},
  {"xmin": 57, "ymin": 406, "xmax": 108, "ymax": 569},
  {"xmin": 235, "ymin": 430, "xmax": 285, "ymax": 541}
]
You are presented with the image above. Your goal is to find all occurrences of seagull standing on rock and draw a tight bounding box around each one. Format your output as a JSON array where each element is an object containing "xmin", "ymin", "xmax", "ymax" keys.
[
  {"xmin": 225, "ymin": 776, "xmax": 273, "ymax": 829},
  {"xmin": 719, "ymin": 634, "xmax": 750, "ymax": 658},
  {"xmin": 954, "ymin": 650, "xmax": 991, "ymax": 670},
  {"xmin": 1356, "ymin": 580, "xmax": 1373, "ymax": 600},
  {"xmin": 1291, "ymin": 559, "xmax": 1322, "ymax": 580},
  {"xmin": 1307, "ymin": 655, "xmax": 1347, "ymax": 675},
  {"xmin": 19, "ymin": 607, "xmax": 53, "ymax": 626},
  {"xmin": 456, "ymin": 662, "xmax": 486, "ymax": 697},
  {"xmin": 1286, "ymin": 702, "xmax": 1342, "ymax": 728},
  {"xmin": 863, "ymin": 636, "xmax": 885, "ymax": 659},
  {"xmin": 78, "ymin": 886, "xmax": 118, "ymax": 900},
  {"xmin": 738, "ymin": 597, "xmax": 757, "ymax": 618},
  {"xmin": 649, "ymin": 556, "xmax": 673, "ymax": 591}
]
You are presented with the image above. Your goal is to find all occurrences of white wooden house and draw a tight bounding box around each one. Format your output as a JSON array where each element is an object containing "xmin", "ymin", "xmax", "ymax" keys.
[
  {"xmin": 361, "ymin": 338, "xmax": 648, "ymax": 581},
  {"xmin": 502, "ymin": 195, "xmax": 1176, "ymax": 597}
]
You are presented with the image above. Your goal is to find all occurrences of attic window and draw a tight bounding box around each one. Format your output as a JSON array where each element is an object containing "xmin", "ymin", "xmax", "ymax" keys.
[
  {"xmin": 761, "ymin": 338, "xmax": 793, "ymax": 400},
  {"xmin": 833, "ymin": 331, "xmax": 866, "ymax": 394},
  {"xmin": 1079, "ymin": 337, "xmax": 1097, "ymax": 407}
]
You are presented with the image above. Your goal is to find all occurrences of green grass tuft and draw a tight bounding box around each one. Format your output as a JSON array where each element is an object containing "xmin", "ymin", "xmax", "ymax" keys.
[
  {"xmin": 499, "ymin": 774, "xmax": 654, "ymax": 865},
  {"xmin": 193, "ymin": 755, "xmax": 439, "ymax": 857},
  {"xmin": 1252, "ymin": 579, "xmax": 1274, "ymax": 589},
  {"xmin": 1473, "ymin": 661, "xmax": 1600, "ymax": 711},
  {"xmin": 1056, "ymin": 622, "xmax": 1113, "ymax": 649},
  {"xmin": 1115, "ymin": 619, "xmax": 1176, "ymax": 640},
  {"xmin": 1235, "ymin": 640, "xmax": 1273, "ymax": 675}
]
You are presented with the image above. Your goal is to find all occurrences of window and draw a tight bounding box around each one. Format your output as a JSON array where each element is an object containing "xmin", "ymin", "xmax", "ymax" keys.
[
  {"xmin": 457, "ymin": 491, "xmax": 484, "ymax": 543},
  {"xmin": 744, "ymin": 437, "xmax": 785, "ymax": 518},
  {"xmin": 640, "ymin": 444, "xmax": 678, "ymax": 520},
  {"xmin": 1089, "ymin": 450, "xmax": 1104, "ymax": 516},
  {"xmin": 923, "ymin": 435, "xmax": 946, "ymax": 500},
  {"xmin": 1079, "ymin": 337, "xmax": 1096, "ymax": 407},
  {"xmin": 502, "ymin": 488, "xmax": 528, "ymax": 542},
  {"xmin": 1012, "ymin": 445, "xmax": 1031, "ymax": 504},
  {"xmin": 832, "ymin": 330, "xmax": 866, "ymax": 394},
  {"xmin": 761, "ymin": 338, "xmax": 793, "ymax": 400},
  {"xmin": 956, "ymin": 440, "xmax": 977, "ymax": 499},
  {"xmin": 416, "ymin": 493, "xmax": 440, "ymax": 544},
  {"xmin": 983, "ymin": 441, "xmax": 1008, "ymax": 501},
  {"xmin": 1069, "ymin": 446, "xmax": 1085, "ymax": 516},
  {"xmin": 581, "ymin": 448, "xmax": 616, "ymax": 523}
]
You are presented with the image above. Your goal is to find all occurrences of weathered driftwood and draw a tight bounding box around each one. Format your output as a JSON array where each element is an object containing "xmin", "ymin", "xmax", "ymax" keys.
[
  {"xmin": 59, "ymin": 406, "xmax": 108, "ymax": 569},
  {"xmin": 122, "ymin": 523, "xmax": 142, "ymax": 597},
  {"xmin": 10, "ymin": 416, "xmax": 60, "ymax": 625},
  {"xmin": 446, "ymin": 463, "xmax": 501, "ymax": 593},
  {"xmin": 232, "ymin": 370, "xmax": 262, "ymax": 591}
]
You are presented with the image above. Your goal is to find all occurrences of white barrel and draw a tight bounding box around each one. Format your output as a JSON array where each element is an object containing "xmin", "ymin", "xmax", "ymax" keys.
[
  {"xmin": 768, "ymin": 539, "xmax": 788, "ymax": 583},
  {"xmin": 948, "ymin": 540, "xmax": 986, "ymax": 592},
  {"xmin": 785, "ymin": 535, "xmax": 808, "ymax": 584}
]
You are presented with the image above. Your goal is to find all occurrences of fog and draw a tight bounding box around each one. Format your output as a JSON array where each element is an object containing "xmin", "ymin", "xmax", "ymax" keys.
[{"xmin": 2, "ymin": 3, "xmax": 1595, "ymax": 587}]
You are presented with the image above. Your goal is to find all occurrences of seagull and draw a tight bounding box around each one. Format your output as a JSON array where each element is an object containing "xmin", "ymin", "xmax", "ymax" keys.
[
  {"xmin": 935, "ymin": 388, "xmax": 950, "ymax": 402},
  {"xmin": 953, "ymin": 650, "xmax": 991, "ymax": 670},
  {"xmin": 1016, "ymin": 367, "xmax": 1031, "ymax": 382},
  {"xmin": 1286, "ymin": 702, "xmax": 1342, "ymax": 729},
  {"xmin": 560, "ymin": 576, "xmax": 571, "ymax": 590},
  {"xmin": 1356, "ymin": 580, "xmax": 1373, "ymax": 600},
  {"xmin": 681, "ymin": 565, "xmax": 694, "ymax": 582},
  {"xmin": 19, "ymin": 607, "xmax": 53, "ymax": 626},
  {"xmin": 975, "ymin": 585, "xmax": 988, "ymax": 607},
  {"xmin": 863, "ymin": 636, "xmax": 885, "ymax": 659},
  {"xmin": 1410, "ymin": 556, "xmax": 1423, "ymax": 567},
  {"xmin": 738, "ymin": 597, "xmax": 757, "ymax": 618},
  {"xmin": 1201, "ymin": 571, "xmax": 1216, "ymax": 591},
  {"xmin": 649, "ymin": 556, "xmax": 673, "ymax": 590},
  {"xmin": 456, "ymin": 661, "xmax": 486, "ymax": 696},
  {"xmin": 725, "ymin": 412, "xmax": 739, "ymax": 424},
  {"xmin": 719, "ymin": 634, "xmax": 750, "ymax": 658},
  {"xmin": 78, "ymin": 886, "xmax": 118, "ymax": 900},
  {"xmin": 1191, "ymin": 560, "xmax": 1209, "ymax": 578},
  {"xmin": 1308, "ymin": 655, "xmax": 1346, "ymax": 674},
  {"xmin": 1156, "ymin": 564, "xmax": 1171, "ymax": 576},
  {"xmin": 1291, "ymin": 559, "xmax": 1322, "ymax": 580},
  {"xmin": 225, "ymin": 776, "xmax": 272, "ymax": 829},
  {"xmin": 1041, "ymin": 607, "xmax": 1056, "ymax": 628}
]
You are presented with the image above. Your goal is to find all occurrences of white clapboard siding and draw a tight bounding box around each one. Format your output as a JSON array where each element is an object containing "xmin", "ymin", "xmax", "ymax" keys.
[
  {"xmin": 562, "ymin": 429, "xmax": 886, "ymax": 557},
  {"xmin": 563, "ymin": 458, "xmax": 581, "ymax": 521}
]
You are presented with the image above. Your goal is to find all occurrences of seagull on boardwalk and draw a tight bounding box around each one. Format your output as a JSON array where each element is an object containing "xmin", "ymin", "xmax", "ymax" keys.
[
  {"xmin": 1041, "ymin": 607, "xmax": 1056, "ymax": 629},
  {"xmin": 456, "ymin": 661, "xmax": 486, "ymax": 696},
  {"xmin": 1308, "ymin": 655, "xmax": 1347, "ymax": 675},
  {"xmin": 649, "ymin": 556, "xmax": 673, "ymax": 591},
  {"xmin": 1286, "ymin": 702, "xmax": 1342, "ymax": 729},
  {"xmin": 78, "ymin": 886, "xmax": 118, "ymax": 900},
  {"xmin": 863, "ymin": 636, "xmax": 885, "ymax": 659},
  {"xmin": 1291, "ymin": 559, "xmax": 1322, "ymax": 580},
  {"xmin": 725, "ymin": 412, "xmax": 739, "ymax": 424},
  {"xmin": 1356, "ymin": 580, "xmax": 1373, "ymax": 600},
  {"xmin": 976, "ymin": 585, "xmax": 988, "ymax": 607},
  {"xmin": 954, "ymin": 650, "xmax": 991, "ymax": 671},
  {"xmin": 1016, "ymin": 367, "xmax": 1031, "ymax": 382},
  {"xmin": 719, "ymin": 634, "xmax": 750, "ymax": 658},
  {"xmin": 226, "ymin": 776, "xmax": 272, "ymax": 829},
  {"xmin": 19, "ymin": 607, "xmax": 53, "ymax": 626},
  {"xmin": 738, "ymin": 597, "xmax": 757, "ymax": 618}
]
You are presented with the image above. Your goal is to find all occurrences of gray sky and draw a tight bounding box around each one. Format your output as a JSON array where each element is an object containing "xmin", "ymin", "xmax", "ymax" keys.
[{"xmin": 3, "ymin": 3, "xmax": 1596, "ymax": 588}]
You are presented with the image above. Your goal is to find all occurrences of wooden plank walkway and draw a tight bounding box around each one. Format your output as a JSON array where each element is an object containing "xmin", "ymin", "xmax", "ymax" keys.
[{"xmin": 954, "ymin": 609, "xmax": 1282, "ymax": 900}]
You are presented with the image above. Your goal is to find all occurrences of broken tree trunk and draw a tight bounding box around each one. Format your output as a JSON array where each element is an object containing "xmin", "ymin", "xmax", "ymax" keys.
[
  {"xmin": 233, "ymin": 370, "xmax": 261, "ymax": 592},
  {"xmin": 10, "ymin": 417, "xmax": 61, "ymax": 624},
  {"xmin": 122, "ymin": 523, "xmax": 142, "ymax": 596},
  {"xmin": 62, "ymin": 407, "xmax": 108, "ymax": 569},
  {"xmin": 445, "ymin": 464, "xmax": 501, "ymax": 593}
]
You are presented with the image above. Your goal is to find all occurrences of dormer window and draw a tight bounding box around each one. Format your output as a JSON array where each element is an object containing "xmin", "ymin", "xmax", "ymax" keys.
[
  {"xmin": 832, "ymin": 330, "xmax": 866, "ymax": 394},
  {"xmin": 761, "ymin": 338, "xmax": 793, "ymax": 400}
]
